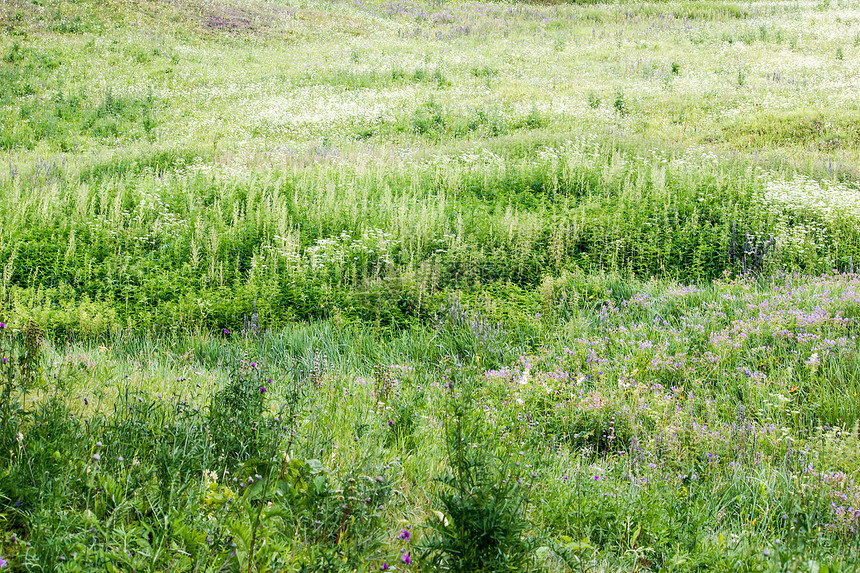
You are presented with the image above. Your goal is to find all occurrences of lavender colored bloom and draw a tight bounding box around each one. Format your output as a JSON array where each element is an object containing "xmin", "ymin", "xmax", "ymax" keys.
[
  {"xmin": 259, "ymin": 386, "xmax": 266, "ymax": 394},
  {"xmin": 223, "ymin": 328, "xmax": 230, "ymax": 335},
  {"xmin": 0, "ymin": 322, "xmax": 6, "ymax": 328},
  {"xmin": 398, "ymin": 529, "xmax": 410, "ymax": 541},
  {"xmin": 380, "ymin": 564, "xmax": 389, "ymax": 571},
  {"xmin": 401, "ymin": 553, "xmax": 411, "ymax": 566},
  {"xmin": 0, "ymin": 556, "xmax": 7, "ymax": 568}
]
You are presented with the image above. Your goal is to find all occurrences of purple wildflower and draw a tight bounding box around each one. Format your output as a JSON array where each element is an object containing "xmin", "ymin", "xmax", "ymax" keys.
[
  {"xmin": 380, "ymin": 563, "xmax": 389, "ymax": 571},
  {"xmin": 0, "ymin": 556, "xmax": 7, "ymax": 568},
  {"xmin": 223, "ymin": 328, "xmax": 230, "ymax": 335},
  {"xmin": 398, "ymin": 529, "xmax": 410, "ymax": 541},
  {"xmin": 260, "ymin": 386, "xmax": 266, "ymax": 394},
  {"xmin": 401, "ymin": 553, "xmax": 411, "ymax": 566}
]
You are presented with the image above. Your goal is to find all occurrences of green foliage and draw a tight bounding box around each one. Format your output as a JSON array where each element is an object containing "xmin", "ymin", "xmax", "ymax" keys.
[
  {"xmin": 420, "ymin": 373, "xmax": 533, "ymax": 572},
  {"xmin": 208, "ymin": 353, "xmax": 270, "ymax": 462}
]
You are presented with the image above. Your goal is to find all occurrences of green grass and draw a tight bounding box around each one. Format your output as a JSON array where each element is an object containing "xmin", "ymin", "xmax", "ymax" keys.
[{"xmin": 2, "ymin": 0, "xmax": 860, "ymax": 570}]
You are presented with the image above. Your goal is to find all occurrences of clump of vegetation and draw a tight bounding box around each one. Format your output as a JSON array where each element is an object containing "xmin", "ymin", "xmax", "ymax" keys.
[{"xmin": 2, "ymin": 0, "xmax": 860, "ymax": 569}]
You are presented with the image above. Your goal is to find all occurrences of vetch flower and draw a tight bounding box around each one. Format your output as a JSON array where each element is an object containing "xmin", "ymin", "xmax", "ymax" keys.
[
  {"xmin": 259, "ymin": 386, "xmax": 266, "ymax": 394},
  {"xmin": 398, "ymin": 529, "xmax": 410, "ymax": 541},
  {"xmin": 0, "ymin": 557, "xmax": 8, "ymax": 568},
  {"xmin": 401, "ymin": 553, "xmax": 411, "ymax": 566},
  {"xmin": 380, "ymin": 563, "xmax": 389, "ymax": 571}
]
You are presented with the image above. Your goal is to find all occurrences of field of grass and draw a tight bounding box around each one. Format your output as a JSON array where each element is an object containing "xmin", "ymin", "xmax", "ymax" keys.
[{"xmin": 2, "ymin": 0, "xmax": 860, "ymax": 570}]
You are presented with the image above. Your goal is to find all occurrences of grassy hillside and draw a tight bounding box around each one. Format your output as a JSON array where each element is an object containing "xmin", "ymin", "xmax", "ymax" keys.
[
  {"xmin": 2, "ymin": 0, "xmax": 860, "ymax": 333},
  {"xmin": 1, "ymin": 0, "xmax": 860, "ymax": 571}
]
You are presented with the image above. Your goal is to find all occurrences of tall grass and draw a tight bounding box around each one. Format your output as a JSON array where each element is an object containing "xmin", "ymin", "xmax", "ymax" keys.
[
  {"xmin": 2, "ymin": 137, "xmax": 858, "ymax": 334},
  {"xmin": 2, "ymin": 272, "xmax": 860, "ymax": 570}
]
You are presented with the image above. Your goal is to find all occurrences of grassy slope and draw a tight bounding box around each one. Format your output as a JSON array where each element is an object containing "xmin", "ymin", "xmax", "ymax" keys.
[
  {"xmin": 1, "ymin": 0, "xmax": 860, "ymax": 334},
  {"xmin": 1, "ymin": 0, "xmax": 860, "ymax": 571}
]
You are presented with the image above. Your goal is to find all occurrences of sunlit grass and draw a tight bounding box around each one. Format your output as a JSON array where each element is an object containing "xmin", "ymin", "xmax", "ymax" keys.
[{"xmin": 2, "ymin": 0, "xmax": 860, "ymax": 570}]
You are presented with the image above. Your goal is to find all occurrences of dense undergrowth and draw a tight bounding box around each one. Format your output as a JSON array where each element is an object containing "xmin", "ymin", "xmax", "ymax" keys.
[
  {"xmin": 2, "ymin": 272, "xmax": 860, "ymax": 571},
  {"xmin": 2, "ymin": 139, "xmax": 859, "ymax": 334}
]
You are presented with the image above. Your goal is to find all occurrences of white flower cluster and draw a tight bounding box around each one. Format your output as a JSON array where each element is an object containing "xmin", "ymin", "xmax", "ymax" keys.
[{"xmin": 763, "ymin": 175, "xmax": 860, "ymax": 223}]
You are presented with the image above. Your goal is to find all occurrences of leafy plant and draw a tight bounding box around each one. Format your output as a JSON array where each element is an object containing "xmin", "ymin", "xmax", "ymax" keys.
[{"xmin": 419, "ymin": 371, "xmax": 533, "ymax": 572}]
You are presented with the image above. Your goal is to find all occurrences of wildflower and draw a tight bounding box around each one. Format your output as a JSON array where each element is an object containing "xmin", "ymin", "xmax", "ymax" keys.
[
  {"xmin": 593, "ymin": 475, "xmax": 601, "ymax": 480},
  {"xmin": 250, "ymin": 362, "xmax": 257, "ymax": 368},
  {"xmin": 0, "ymin": 322, "xmax": 5, "ymax": 328},
  {"xmin": 0, "ymin": 556, "xmax": 7, "ymax": 568},
  {"xmin": 259, "ymin": 386, "xmax": 266, "ymax": 394},
  {"xmin": 223, "ymin": 328, "xmax": 230, "ymax": 335},
  {"xmin": 398, "ymin": 529, "xmax": 410, "ymax": 541},
  {"xmin": 401, "ymin": 553, "xmax": 411, "ymax": 566},
  {"xmin": 92, "ymin": 453, "xmax": 100, "ymax": 462},
  {"xmin": 380, "ymin": 563, "xmax": 389, "ymax": 571}
]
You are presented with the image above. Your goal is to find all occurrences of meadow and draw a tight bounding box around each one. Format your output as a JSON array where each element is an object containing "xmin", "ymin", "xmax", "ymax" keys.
[{"xmin": 1, "ymin": 0, "xmax": 860, "ymax": 570}]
